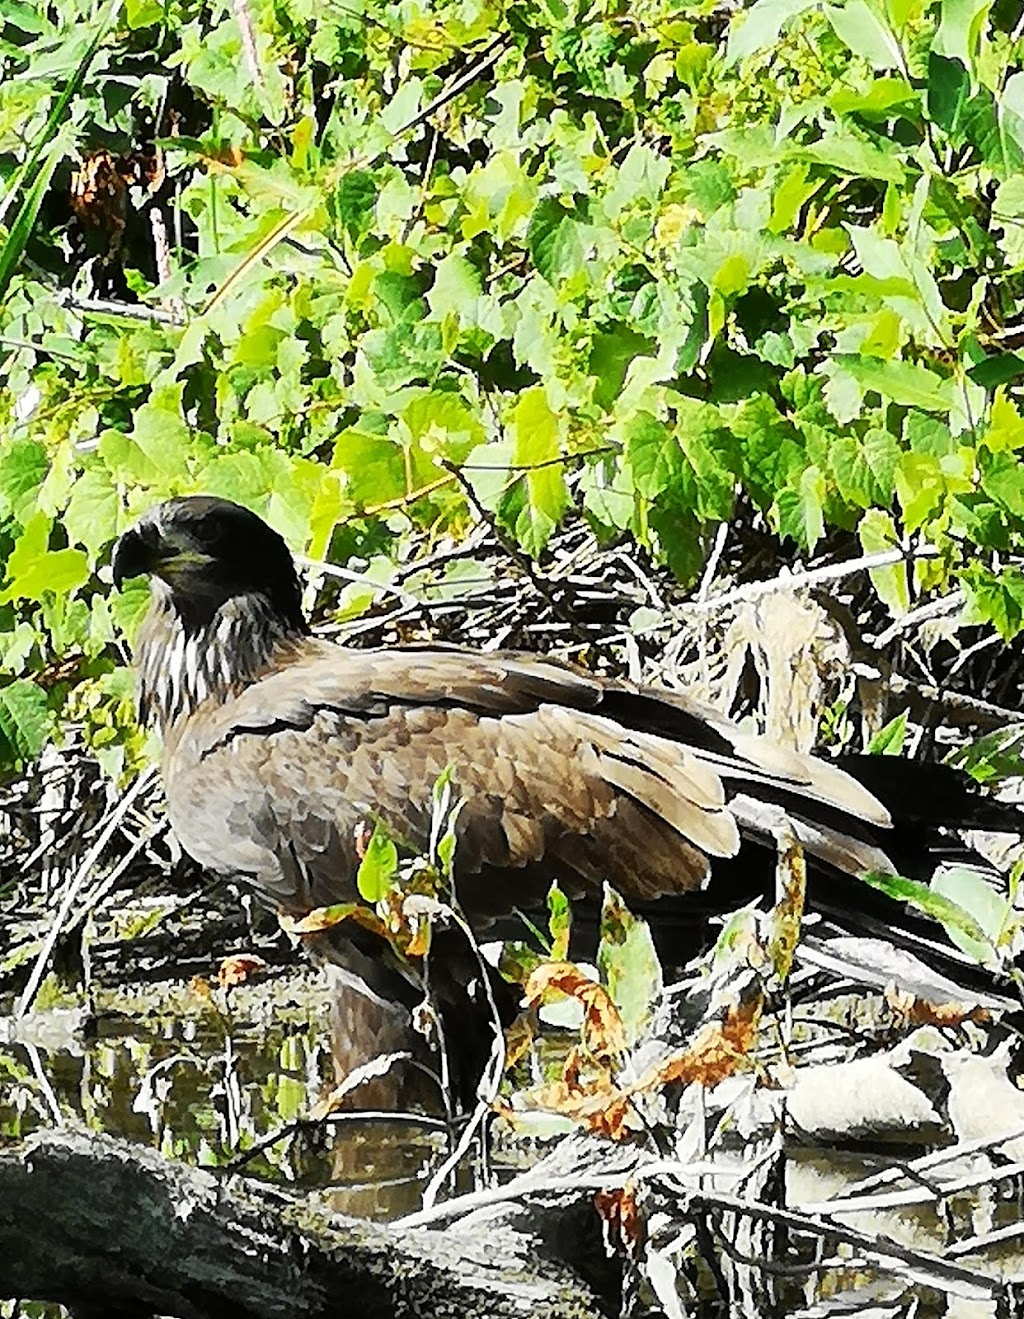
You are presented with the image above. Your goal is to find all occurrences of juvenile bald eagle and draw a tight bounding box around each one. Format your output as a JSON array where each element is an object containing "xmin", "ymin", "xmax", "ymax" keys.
[{"xmin": 113, "ymin": 497, "xmax": 1020, "ymax": 1097}]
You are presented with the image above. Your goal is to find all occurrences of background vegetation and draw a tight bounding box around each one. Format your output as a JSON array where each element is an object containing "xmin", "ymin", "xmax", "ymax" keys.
[{"xmin": 1, "ymin": 0, "xmax": 1023, "ymax": 775}]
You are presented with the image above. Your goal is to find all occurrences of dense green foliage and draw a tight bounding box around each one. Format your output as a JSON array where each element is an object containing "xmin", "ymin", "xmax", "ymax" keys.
[{"xmin": 1, "ymin": 0, "xmax": 1023, "ymax": 772}]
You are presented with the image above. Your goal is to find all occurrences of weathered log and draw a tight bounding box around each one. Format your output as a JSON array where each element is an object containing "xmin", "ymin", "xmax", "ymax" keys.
[{"xmin": 0, "ymin": 1128, "xmax": 609, "ymax": 1319}]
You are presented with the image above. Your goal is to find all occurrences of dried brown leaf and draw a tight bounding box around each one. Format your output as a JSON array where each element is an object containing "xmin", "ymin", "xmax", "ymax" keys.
[
  {"xmin": 595, "ymin": 1184, "xmax": 644, "ymax": 1253},
  {"xmin": 524, "ymin": 961, "xmax": 626, "ymax": 1060},
  {"xmin": 217, "ymin": 954, "xmax": 268, "ymax": 989},
  {"xmin": 642, "ymin": 995, "xmax": 763, "ymax": 1090}
]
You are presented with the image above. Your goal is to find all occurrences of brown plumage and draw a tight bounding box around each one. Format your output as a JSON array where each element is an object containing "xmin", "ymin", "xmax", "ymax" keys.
[{"xmin": 112, "ymin": 497, "xmax": 1017, "ymax": 1099}]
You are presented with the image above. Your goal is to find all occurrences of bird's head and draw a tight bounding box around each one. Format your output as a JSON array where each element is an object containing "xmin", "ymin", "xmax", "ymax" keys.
[{"xmin": 113, "ymin": 496, "xmax": 308, "ymax": 634}]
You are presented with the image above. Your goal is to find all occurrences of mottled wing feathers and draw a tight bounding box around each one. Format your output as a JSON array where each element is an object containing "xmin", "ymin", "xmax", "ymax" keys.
[{"xmin": 164, "ymin": 642, "xmax": 895, "ymax": 924}]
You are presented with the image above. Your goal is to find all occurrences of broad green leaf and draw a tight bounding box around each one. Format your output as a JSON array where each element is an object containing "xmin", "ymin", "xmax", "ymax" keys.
[
  {"xmin": 979, "ymin": 451, "xmax": 1024, "ymax": 517},
  {"xmin": 984, "ymin": 392, "xmax": 1024, "ymax": 451},
  {"xmin": 724, "ymin": 0, "xmax": 818, "ymax": 65},
  {"xmin": 961, "ymin": 564, "xmax": 1024, "ymax": 639},
  {"xmin": 624, "ymin": 411, "xmax": 683, "ymax": 499},
  {"xmin": 927, "ymin": 54, "xmax": 970, "ymax": 134},
  {"xmin": 932, "ymin": 865, "xmax": 1012, "ymax": 960},
  {"xmin": 904, "ymin": 412, "xmax": 954, "ymax": 457},
  {"xmin": 862, "ymin": 428, "xmax": 901, "ymax": 501},
  {"xmin": 0, "ymin": 511, "xmax": 89, "ymax": 604},
  {"xmin": 109, "ymin": 580, "xmax": 152, "ymax": 642},
  {"xmin": 426, "ymin": 254, "xmax": 481, "ymax": 321},
  {"xmin": 332, "ymin": 426, "xmax": 407, "ymax": 509},
  {"xmin": 508, "ymin": 387, "xmax": 567, "ymax": 555},
  {"xmin": 597, "ymin": 884, "xmax": 662, "ymax": 1047},
  {"xmin": 589, "ymin": 327, "xmax": 656, "ymax": 412},
  {"xmin": 774, "ymin": 465, "xmax": 825, "ymax": 549},
  {"xmin": 792, "ymin": 129, "xmax": 906, "ymax": 184},
  {"xmin": 605, "ymin": 142, "xmax": 670, "ymax": 215},
  {"xmin": 127, "ymin": 385, "xmax": 194, "ymax": 477},
  {"xmin": 859, "ymin": 508, "xmax": 910, "ymax": 614},
  {"xmin": 335, "ymin": 169, "xmax": 378, "ymax": 240},
  {"xmin": 356, "ymin": 822, "xmax": 399, "ymax": 904},
  {"xmin": 837, "ymin": 356, "xmax": 954, "ymax": 412},
  {"xmin": 0, "ymin": 438, "xmax": 48, "ymax": 520},
  {"xmin": 932, "ymin": 0, "xmax": 992, "ymax": 73},
  {"xmin": 825, "ymin": 0, "xmax": 900, "ymax": 68},
  {"xmin": 126, "ymin": 0, "xmax": 164, "ymax": 27},
  {"xmin": 968, "ymin": 352, "xmax": 1024, "ymax": 389},
  {"xmin": 527, "ymin": 198, "xmax": 585, "ymax": 284},
  {"xmin": 830, "ymin": 77, "xmax": 917, "ymax": 117},
  {"xmin": 402, "ymin": 392, "xmax": 485, "ymax": 463},
  {"xmin": 0, "ymin": 679, "xmax": 51, "ymax": 765},
  {"xmin": 861, "ymin": 870, "xmax": 996, "ymax": 964},
  {"xmin": 64, "ymin": 468, "xmax": 121, "ymax": 559}
]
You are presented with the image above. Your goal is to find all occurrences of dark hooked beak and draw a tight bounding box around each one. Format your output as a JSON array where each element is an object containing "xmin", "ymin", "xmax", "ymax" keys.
[{"xmin": 112, "ymin": 524, "xmax": 159, "ymax": 590}]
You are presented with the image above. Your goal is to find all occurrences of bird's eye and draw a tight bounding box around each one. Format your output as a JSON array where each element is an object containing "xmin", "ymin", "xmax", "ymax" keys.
[{"xmin": 192, "ymin": 520, "xmax": 223, "ymax": 550}]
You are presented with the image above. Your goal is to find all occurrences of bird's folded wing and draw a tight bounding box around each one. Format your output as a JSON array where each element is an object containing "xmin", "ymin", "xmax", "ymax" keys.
[{"xmin": 164, "ymin": 643, "xmax": 894, "ymax": 920}]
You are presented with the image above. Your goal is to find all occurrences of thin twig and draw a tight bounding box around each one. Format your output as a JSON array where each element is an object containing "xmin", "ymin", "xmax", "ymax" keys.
[
  {"xmin": 681, "ymin": 546, "xmax": 941, "ymax": 615},
  {"xmin": 872, "ymin": 590, "xmax": 964, "ymax": 649},
  {"xmin": 15, "ymin": 766, "xmax": 158, "ymax": 1017}
]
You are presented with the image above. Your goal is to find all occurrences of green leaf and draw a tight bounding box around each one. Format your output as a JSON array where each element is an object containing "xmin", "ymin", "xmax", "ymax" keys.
[
  {"xmin": 861, "ymin": 870, "xmax": 996, "ymax": 964},
  {"xmin": 356, "ymin": 822, "xmax": 399, "ymax": 904},
  {"xmin": 825, "ymin": 0, "xmax": 900, "ymax": 68},
  {"xmin": 774, "ymin": 465, "xmax": 825, "ymax": 549},
  {"xmin": 64, "ymin": 468, "xmax": 121, "ymax": 559},
  {"xmin": 968, "ymin": 353, "xmax": 1024, "ymax": 389},
  {"xmin": 837, "ymin": 356, "xmax": 955, "ymax": 412},
  {"xmin": 961, "ymin": 564, "xmax": 1024, "ymax": 640},
  {"xmin": 866, "ymin": 710, "xmax": 908, "ymax": 755},
  {"xmin": 932, "ymin": 0, "xmax": 992, "ymax": 74},
  {"xmin": 932, "ymin": 865, "xmax": 1011, "ymax": 961},
  {"xmin": 109, "ymin": 580, "xmax": 152, "ymax": 642},
  {"xmin": 547, "ymin": 882, "xmax": 571, "ymax": 961},
  {"xmin": 927, "ymin": 54, "xmax": 970, "ymax": 134},
  {"xmin": 507, "ymin": 387, "xmax": 567, "ymax": 555},
  {"xmin": 830, "ymin": 435, "xmax": 883, "ymax": 507},
  {"xmin": 979, "ymin": 450, "xmax": 1024, "ymax": 517},
  {"xmin": 624, "ymin": 411, "xmax": 683, "ymax": 499},
  {"xmin": 0, "ymin": 678, "xmax": 51, "ymax": 765},
  {"xmin": 597, "ymin": 884, "xmax": 662, "ymax": 1047},
  {"xmin": 426, "ymin": 254, "xmax": 481, "ymax": 321},
  {"xmin": 724, "ymin": 0, "xmax": 818, "ymax": 65},
  {"xmin": 859, "ymin": 508, "xmax": 910, "ymax": 615},
  {"xmin": 614, "ymin": 144, "xmax": 670, "ymax": 210},
  {"xmin": 947, "ymin": 724, "xmax": 1024, "ymax": 784},
  {"xmin": 862, "ymin": 428, "xmax": 901, "ymax": 501},
  {"xmin": 527, "ymin": 198, "xmax": 585, "ymax": 284},
  {"xmin": 589, "ymin": 328, "xmax": 656, "ymax": 412},
  {"xmin": 335, "ymin": 169, "xmax": 378, "ymax": 240},
  {"xmin": 0, "ymin": 511, "xmax": 89, "ymax": 604},
  {"xmin": 332, "ymin": 426, "xmax": 407, "ymax": 510},
  {"xmin": 792, "ymin": 129, "xmax": 906, "ymax": 184},
  {"xmin": 0, "ymin": 438, "xmax": 49, "ymax": 521},
  {"xmin": 125, "ymin": 0, "xmax": 164, "ymax": 26},
  {"xmin": 127, "ymin": 384, "xmax": 194, "ymax": 477}
]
